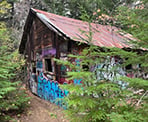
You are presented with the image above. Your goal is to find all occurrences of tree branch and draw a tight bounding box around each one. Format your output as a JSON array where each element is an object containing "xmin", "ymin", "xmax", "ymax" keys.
[{"xmin": 136, "ymin": 90, "xmax": 148, "ymax": 106}]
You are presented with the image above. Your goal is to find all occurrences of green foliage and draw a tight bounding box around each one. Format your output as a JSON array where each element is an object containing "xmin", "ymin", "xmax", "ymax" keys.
[
  {"xmin": 55, "ymin": 1, "xmax": 148, "ymax": 120},
  {"xmin": 115, "ymin": 1, "xmax": 148, "ymax": 48},
  {"xmin": 0, "ymin": 0, "xmax": 12, "ymax": 21},
  {"xmin": 57, "ymin": 45, "xmax": 147, "ymax": 122},
  {"xmin": 43, "ymin": 0, "xmax": 124, "ymax": 20},
  {"xmin": 0, "ymin": 20, "xmax": 29, "ymax": 121},
  {"xmin": 121, "ymin": 77, "xmax": 148, "ymax": 90},
  {"xmin": 108, "ymin": 102, "xmax": 148, "ymax": 122}
]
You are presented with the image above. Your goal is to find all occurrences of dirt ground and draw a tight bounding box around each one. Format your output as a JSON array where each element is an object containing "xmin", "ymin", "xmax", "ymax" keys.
[{"xmin": 15, "ymin": 91, "xmax": 69, "ymax": 122}]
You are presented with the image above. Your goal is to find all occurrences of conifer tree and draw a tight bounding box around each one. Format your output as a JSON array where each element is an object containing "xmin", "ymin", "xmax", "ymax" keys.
[
  {"xmin": 55, "ymin": 1, "xmax": 148, "ymax": 121},
  {"xmin": 56, "ymin": 41, "xmax": 147, "ymax": 122},
  {"xmin": 0, "ymin": 1, "xmax": 29, "ymax": 121}
]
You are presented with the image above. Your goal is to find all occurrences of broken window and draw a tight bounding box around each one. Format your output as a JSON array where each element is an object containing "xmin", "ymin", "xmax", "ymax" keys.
[{"xmin": 45, "ymin": 59, "xmax": 52, "ymax": 72}]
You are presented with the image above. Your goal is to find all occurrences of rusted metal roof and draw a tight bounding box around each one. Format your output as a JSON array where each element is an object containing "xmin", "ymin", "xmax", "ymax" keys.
[
  {"xmin": 20, "ymin": 8, "xmax": 135, "ymax": 53},
  {"xmin": 32, "ymin": 8, "xmax": 133, "ymax": 48}
]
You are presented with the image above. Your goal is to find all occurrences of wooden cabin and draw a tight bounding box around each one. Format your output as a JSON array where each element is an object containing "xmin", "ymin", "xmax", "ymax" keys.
[
  {"xmin": 19, "ymin": 8, "xmax": 134, "ymax": 83},
  {"xmin": 19, "ymin": 8, "xmax": 146, "ymax": 100}
]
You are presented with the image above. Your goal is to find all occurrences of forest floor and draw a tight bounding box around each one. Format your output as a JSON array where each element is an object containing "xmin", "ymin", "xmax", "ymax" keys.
[{"xmin": 14, "ymin": 90, "xmax": 69, "ymax": 122}]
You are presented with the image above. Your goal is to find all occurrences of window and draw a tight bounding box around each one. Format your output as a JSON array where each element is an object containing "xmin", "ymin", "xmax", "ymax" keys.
[
  {"xmin": 33, "ymin": 67, "xmax": 36, "ymax": 73},
  {"xmin": 45, "ymin": 59, "xmax": 52, "ymax": 72},
  {"xmin": 125, "ymin": 64, "xmax": 132, "ymax": 70},
  {"xmin": 82, "ymin": 64, "xmax": 89, "ymax": 71}
]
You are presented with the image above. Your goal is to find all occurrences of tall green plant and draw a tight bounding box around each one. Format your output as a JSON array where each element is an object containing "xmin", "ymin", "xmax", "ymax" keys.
[
  {"xmin": 56, "ymin": 44, "xmax": 147, "ymax": 122},
  {"xmin": 115, "ymin": 4, "xmax": 148, "ymax": 48},
  {"xmin": 55, "ymin": 2, "xmax": 148, "ymax": 121},
  {"xmin": 0, "ymin": 2, "xmax": 30, "ymax": 120},
  {"xmin": 0, "ymin": 22, "xmax": 29, "ymax": 122}
]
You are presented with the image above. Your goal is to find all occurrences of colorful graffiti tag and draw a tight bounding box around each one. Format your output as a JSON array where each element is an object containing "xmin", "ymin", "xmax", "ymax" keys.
[
  {"xmin": 91, "ymin": 57, "xmax": 128, "ymax": 89},
  {"xmin": 42, "ymin": 48, "xmax": 56, "ymax": 57},
  {"xmin": 37, "ymin": 72, "xmax": 68, "ymax": 108},
  {"xmin": 29, "ymin": 73, "xmax": 37, "ymax": 94},
  {"xmin": 28, "ymin": 54, "xmax": 145, "ymax": 109},
  {"xmin": 36, "ymin": 60, "xmax": 43, "ymax": 71}
]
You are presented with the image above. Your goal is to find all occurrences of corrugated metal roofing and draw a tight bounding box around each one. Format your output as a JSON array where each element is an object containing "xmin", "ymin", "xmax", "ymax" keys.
[{"xmin": 32, "ymin": 8, "xmax": 133, "ymax": 48}]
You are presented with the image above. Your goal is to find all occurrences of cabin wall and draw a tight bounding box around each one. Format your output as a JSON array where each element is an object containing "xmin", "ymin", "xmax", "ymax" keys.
[
  {"xmin": 25, "ymin": 17, "xmax": 56, "ymax": 71},
  {"xmin": 24, "ymin": 17, "xmax": 56, "ymax": 94},
  {"xmin": 23, "ymin": 17, "xmax": 71, "ymax": 107},
  {"xmin": 23, "ymin": 16, "xmax": 147, "ymax": 108},
  {"xmin": 24, "ymin": 15, "xmax": 88, "ymax": 84},
  {"xmin": 25, "ymin": 17, "xmax": 53, "ymax": 60},
  {"xmin": 58, "ymin": 40, "xmax": 87, "ymax": 83}
]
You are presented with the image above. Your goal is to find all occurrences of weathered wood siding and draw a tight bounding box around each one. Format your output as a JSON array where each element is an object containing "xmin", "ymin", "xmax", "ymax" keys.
[
  {"xmin": 24, "ymin": 16, "xmax": 87, "ymax": 83},
  {"xmin": 25, "ymin": 17, "xmax": 56, "ymax": 61}
]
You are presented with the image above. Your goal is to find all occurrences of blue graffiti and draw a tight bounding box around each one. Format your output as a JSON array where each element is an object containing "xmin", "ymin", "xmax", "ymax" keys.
[
  {"xmin": 74, "ymin": 59, "xmax": 82, "ymax": 84},
  {"xmin": 74, "ymin": 79, "xmax": 82, "ymax": 85},
  {"xmin": 37, "ymin": 72, "xmax": 68, "ymax": 108},
  {"xmin": 75, "ymin": 59, "xmax": 80, "ymax": 67},
  {"xmin": 37, "ymin": 61, "xmax": 43, "ymax": 69}
]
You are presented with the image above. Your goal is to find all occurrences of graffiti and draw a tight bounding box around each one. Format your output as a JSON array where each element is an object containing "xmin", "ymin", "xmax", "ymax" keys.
[
  {"xmin": 29, "ymin": 49, "xmax": 147, "ymax": 109},
  {"xmin": 29, "ymin": 72, "xmax": 37, "ymax": 94},
  {"xmin": 37, "ymin": 72, "xmax": 68, "ymax": 108},
  {"xmin": 36, "ymin": 61, "xmax": 43, "ymax": 71},
  {"xmin": 75, "ymin": 59, "xmax": 80, "ymax": 67},
  {"xmin": 91, "ymin": 57, "xmax": 128, "ymax": 88},
  {"xmin": 59, "ymin": 78, "xmax": 66, "ymax": 84},
  {"xmin": 61, "ymin": 65, "xmax": 67, "ymax": 71},
  {"xmin": 125, "ymin": 65, "xmax": 148, "ymax": 80},
  {"xmin": 42, "ymin": 48, "xmax": 56, "ymax": 57},
  {"xmin": 73, "ymin": 79, "xmax": 82, "ymax": 85},
  {"xmin": 73, "ymin": 59, "xmax": 82, "ymax": 84}
]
